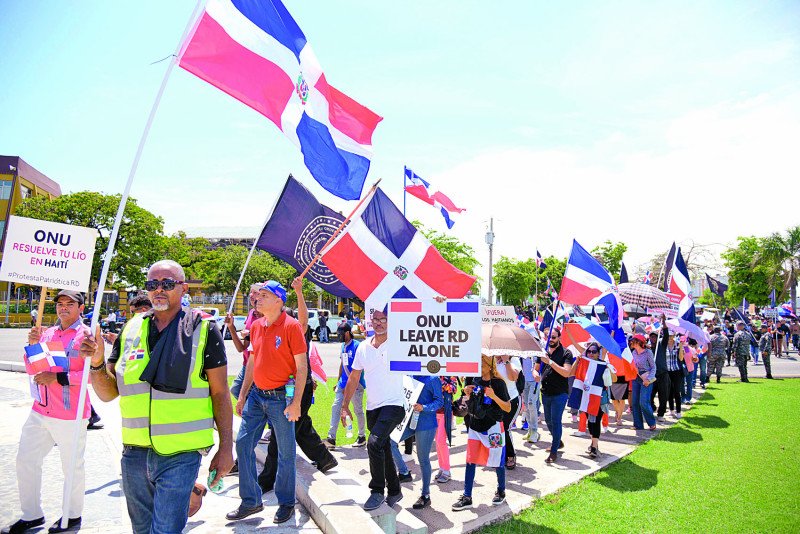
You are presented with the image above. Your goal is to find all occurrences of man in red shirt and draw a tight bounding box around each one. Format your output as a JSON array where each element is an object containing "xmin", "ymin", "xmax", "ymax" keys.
[{"xmin": 228, "ymin": 281, "xmax": 307, "ymax": 525}]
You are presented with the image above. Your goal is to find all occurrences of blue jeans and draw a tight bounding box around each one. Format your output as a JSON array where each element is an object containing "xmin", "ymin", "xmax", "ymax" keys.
[
  {"xmin": 319, "ymin": 326, "xmax": 328, "ymax": 343},
  {"xmin": 697, "ymin": 356, "xmax": 708, "ymax": 386},
  {"xmin": 541, "ymin": 393, "xmax": 568, "ymax": 454},
  {"xmin": 390, "ymin": 427, "xmax": 437, "ymax": 496},
  {"xmin": 230, "ymin": 364, "xmax": 246, "ymax": 399},
  {"xmin": 631, "ymin": 378, "xmax": 656, "ymax": 429},
  {"xmin": 463, "ymin": 462, "xmax": 505, "ymax": 497},
  {"xmin": 236, "ymin": 388, "xmax": 296, "ymax": 507},
  {"xmin": 522, "ymin": 381, "xmax": 540, "ymax": 433},
  {"xmin": 683, "ymin": 370, "xmax": 697, "ymax": 402},
  {"xmin": 121, "ymin": 446, "xmax": 201, "ymax": 534}
]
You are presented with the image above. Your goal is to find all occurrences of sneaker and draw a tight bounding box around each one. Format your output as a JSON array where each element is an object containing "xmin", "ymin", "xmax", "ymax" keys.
[
  {"xmin": 435, "ymin": 470, "xmax": 451, "ymax": 483},
  {"xmin": 492, "ymin": 490, "xmax": 506, "ymax": 505},
  {"xmin": 603, "ymin": 426, "xmax": 610, "ymax": 433},
  {"xmin": 402, "ymin": 453, "xmax": 414, "ymax": 463},
  {"xmin": 323, "ymin": 438, "xmax": 336, "ymax": 450},
  {"xmin": 657, "ymin": 416, "xmax": 665, "ymax": 423},
  {"xmin": 588, "ymin": 447, "xmax": 598, "ymax": 459},
  {"xmin": 527, "ymin": 430, "xmax": 540, "ymax": 443},
  {"xmin": 398, "ymin": 472, "xmax": 413, "ymax": 483},
  {"xmin": 273, "ymin": 505, "xmax": 294, "ymax": 525},
  {"xmin": 87, "ymin": 416, "xmax": 104, "ymax": 430},
  {"xmin": 523, "ymin": 430, "xmax": 531, "ymax": 441},
  {"xmin": 363, "ymin": 493, "xmax": 385, "ymax": 511},
  {"xmin": 571, "ymin": 414, "xmax": 578, "ymax": 423},
  {"xmin": 452, "ymin": 495, "xmax": 473, "ymax": 511},
  {"xmin": 386, "ymin": 491, "xmax": 403, "ymax": 507},
  {"xmin": 675, "ymin": 412, "xmax": 682, "ymax": 419},
  {"xmin": 669, "ymin": 410, "xmax": 676, "ymax": 418},
  {"xmin": 353, "ymin": 436, "xmax": 367, "ymax": 447},
  {"xmin": 413, "ymin": 495, "xmax": 431, "ymax": 509}
]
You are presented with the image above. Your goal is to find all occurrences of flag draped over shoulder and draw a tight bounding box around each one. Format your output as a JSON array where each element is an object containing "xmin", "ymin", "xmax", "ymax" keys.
[
  {"xmin": 255, "ymin": 176, "xmax": 354, "ymax": 298},
  {"xmin": 320, "ymin": 187, "xmax": 476, "ymax": 307},
  {"xmin": 178, "ymin": 0, "xmax": 382, "ymax": 200},
  {"xmin": 568, "ymin": 356, "xmax": 607, "ymax": 413}
]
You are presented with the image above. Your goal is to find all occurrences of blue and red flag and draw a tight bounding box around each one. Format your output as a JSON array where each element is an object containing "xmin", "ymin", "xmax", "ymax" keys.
[
  {"xmin": 643, "ymin": 270, "xmax": 652, "ymax": 285},
  {"xmin": 669, "ymin": 247, "xmax": 696, "ymax": 323},
  {"xmin": 179, "ymin": 0, "xmax": 382, "ymax": 200},
  {"xmin": 568, "ymin": 357, "xmax": 607, "ymax": 414},
  {"xmin": 404, "ymin": 167, "xmax": 464, "ymax": 229},
  {"xmin": 320, "ymin": 188, "xmax": 476, "ymax": 307},
  {"xmin": 560, "ymin": 240, "xmax": 623, "ymax": 330},
  {"xmin": 536, "ymin": 250, "xmax": 547, "ymax": 270}
]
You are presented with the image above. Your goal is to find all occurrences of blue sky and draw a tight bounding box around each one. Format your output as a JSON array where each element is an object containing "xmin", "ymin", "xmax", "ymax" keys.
[{"xmin": 2, "ymin": 1, "xmax": 799, "ymax": 297}]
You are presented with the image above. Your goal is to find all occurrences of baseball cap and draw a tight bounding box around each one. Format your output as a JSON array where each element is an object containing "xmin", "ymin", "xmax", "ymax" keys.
[
  {"xmin": 259, "ymin": 280, "xmax": 287, "ymax": 302},
  {"xmin": 54, "ymin": 290, "xmax": 84, "ymax": 305},
  {"xmin": 632, "ymin": 334, "xmax": 647, "ymax": 343}
]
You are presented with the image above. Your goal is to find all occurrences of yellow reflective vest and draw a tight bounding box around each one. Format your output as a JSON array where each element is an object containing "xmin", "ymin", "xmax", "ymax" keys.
[{"xmin": 116, "ymin": 314, "xmax": 215, "ymax": 455}]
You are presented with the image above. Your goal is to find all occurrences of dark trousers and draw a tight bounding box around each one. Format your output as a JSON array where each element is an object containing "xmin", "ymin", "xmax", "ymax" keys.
[
  {"xmin": 501, "ymin": 397, "xmax": 520, "ymax": 459},
  {"xmin": 259, "ymin": 382, "xmax": 334, "ymax": 488},
  {"xmin": 667, "ymin": 370, "xmax": 683, "ymax": 413},
  {"xmin": 654, "ymin": 371, "xmax": 670, "ymax": 416},
  {"xmin": 366, "ymin": 405, "xmax": 405, "ymax": 496},
  {"xmin": 587, "ymin": 411, "xmax": 603, "ymax": 439}
]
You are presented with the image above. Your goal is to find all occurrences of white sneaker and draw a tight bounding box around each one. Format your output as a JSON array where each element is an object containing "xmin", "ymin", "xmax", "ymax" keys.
[
  {"xmin": 657, "ymin": 416, "xmax": 665, "ymax": 423},
  {"xmin": 527, "ymin": 430, "xmax": 540, "ymax": 443},
  {"xmin": 675, "ymin": 412, "xmax": 683, "ymax": 419},
  {"xmin": 669, "ymin": 410, "xmax": 676, "ymax": 418},
  {"xmin": 603, "ymin": 426, "xmax": 610, "ymax": 433},
  {"xmin": 402, "ymin": 453, "xmax": 414, "ymax": 463},
  {"xmin": 572, "ymin": 414, "xmax": 578, "ymax": 423}
]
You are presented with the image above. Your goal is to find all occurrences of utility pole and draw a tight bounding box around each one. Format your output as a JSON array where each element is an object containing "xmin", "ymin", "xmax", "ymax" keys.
[{"xmin": 486, "ymin": 218, "xmax": 494, "ymax": 305}]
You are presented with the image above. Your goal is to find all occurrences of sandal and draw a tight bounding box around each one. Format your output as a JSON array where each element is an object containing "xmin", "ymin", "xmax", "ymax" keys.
[
  {"xmin": 189, "ymin": 483, "xmax": 207, "ymax": 517},
  {"xmin": 506, "ymin": 456, "xmax": 516, "ymax": 470}
]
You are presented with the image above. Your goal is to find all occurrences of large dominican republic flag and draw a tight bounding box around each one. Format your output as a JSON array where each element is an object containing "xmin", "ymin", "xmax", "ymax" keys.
[
  {"xmin": 560, "ymin": 240, "xmax": 615, "ymax": 305},
  {"xmin": 668, "ymin": 247, "xmax": 696, "ymax": 323},
  {"xmin": 320, "ymin": 188, "xmax": 476, "ymax": 307},
  {"xmin": 466, "ymin": 421, "xmax": 505, "ymax": 468},
  {"xmin": 179, "ymin": 0, "xmax": 383, "ymax": 200},
  {"xmin": 568, "ymin": 356, "xmax": 607, "ymax": 414}
]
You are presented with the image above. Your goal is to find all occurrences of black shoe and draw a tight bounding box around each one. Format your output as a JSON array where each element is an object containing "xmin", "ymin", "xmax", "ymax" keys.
[
  {"xmin": 558, "ymin": 440, "xmax": 564, "ymax": 449},
  {"xmin": 323, "ymin": 438, "xmax": 336, "ymax": 450},
  {"xmin": 87, "ymin": 417, "xmax": 104, "ymax": 430},
  {"xmin": 451, "ymin": 495, "xmax": 473, "ymax": 511},
  {"xmin": 48, "ymin": 517, "xmax": 81, "ymax": 533},
  {"xmin": 398, "ymin": 472, "xmax": 413, "ymax": 483},
  {"xmin": 492, "ymin": 490, "xmax": 506, "ymax": 505},
  {"xmin": 227, "ymin": 459, "xmax": 239, "ymax": 476},
  {"xmin": 412, "ymin": 495, "xmax": 431, "ymax": 509},
  {"xmin": 273, "ymin": 505, "xmax": 294, "ymax": 524},
  {"xmin": 545, "ymin": 452, "xmax": 557, "ymax": 464},
  {"xmin": 386, "ymin": 491, "xmax": 403, "ymax": 507},
  {"xmin": 226, "ymin": 504, "xmax": 264, "ymax": 521},
  {"xmin": 588, "ymin": 447, "xmax": 599, "ymax": 459},
  {"xmin": 767, "ymin": 375, "xmax": 774, "ymax": 379},
  {"xmin": 317, "ymin": 456, "xmax": 338, "ymax": 474},
  {"xmin": 353, "ymin": 436, "xmax": 367, "ymax": 447},
  {"xmin": 2, "ymin": 517, "xmax": 44, "ymax": 534},
  {"xmin": 717, "ymin": 378, "xmax": 721, "ymax": 383}
]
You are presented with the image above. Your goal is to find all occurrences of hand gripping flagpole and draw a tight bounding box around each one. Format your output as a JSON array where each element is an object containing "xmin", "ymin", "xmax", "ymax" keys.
[
  {"xmin": 297, "ymin": 178, "xmax": 382, "ymax": 281},
  {"xmin": 59, "ymin": 1, "xmax": 206, "ymax": 528}
]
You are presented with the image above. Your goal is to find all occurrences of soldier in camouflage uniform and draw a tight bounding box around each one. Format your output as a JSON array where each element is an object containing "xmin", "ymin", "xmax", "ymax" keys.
[
  {"xmin": 732, "ymin": 321, "xmax": 751, "ymax": 383},
  {"xmin": 758, "ymin": 324, "xmax": 774, "ymax": 379},
  {"xmin": 707, "ymin": 326, "xmax": 729, "ymax": 384}
]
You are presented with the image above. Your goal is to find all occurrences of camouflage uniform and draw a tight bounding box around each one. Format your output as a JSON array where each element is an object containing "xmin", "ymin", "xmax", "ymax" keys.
[
  {"xmin": 732, "ymin": 329, "xmax": 751, "ymax": 382},
  {"xmin": 707, "ymin": 333, "xmax": 729, "ymax": 382},
  {"xmin": 758, "ymin": 331, "xmax": 773, "ymax": 379}
]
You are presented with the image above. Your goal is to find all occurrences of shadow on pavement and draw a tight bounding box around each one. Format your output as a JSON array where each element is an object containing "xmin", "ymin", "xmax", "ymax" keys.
[{"xmin": 594, "ymin": 458, "xmax": 658, "ymax": 492}]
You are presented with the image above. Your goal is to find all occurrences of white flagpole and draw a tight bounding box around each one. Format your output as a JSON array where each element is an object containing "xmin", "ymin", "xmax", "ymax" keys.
[{"xmin": 59, "ymin": 1, "xmax": 205, "ymax": 528}]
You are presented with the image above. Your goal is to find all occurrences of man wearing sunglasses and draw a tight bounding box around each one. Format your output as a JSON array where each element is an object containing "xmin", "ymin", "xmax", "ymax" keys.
[{"xmin": 85, "ymin": 260, "xmax": 233, "ymax": 534}]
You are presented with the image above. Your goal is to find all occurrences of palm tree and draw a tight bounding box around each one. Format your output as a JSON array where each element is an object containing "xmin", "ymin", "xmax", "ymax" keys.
[{"xmin": 762, "ymin": 226, "xmax": 800, "ymax": 314}]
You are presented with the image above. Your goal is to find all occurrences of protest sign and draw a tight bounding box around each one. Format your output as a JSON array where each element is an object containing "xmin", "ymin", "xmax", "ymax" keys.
[
  {"xmin": 0, "ymin": 216, "xmax": 97, "ymax": 292},
  {"xmin": 387, "ymin": 299, "xmax": 481, "ymax": 376},
  {"xmin": 390, "ymin": 375, "xmax": 424, "ymax": 443},
  {"xmin": 481, "ymin": 305, "xmax": 517, "ymax": 325}
]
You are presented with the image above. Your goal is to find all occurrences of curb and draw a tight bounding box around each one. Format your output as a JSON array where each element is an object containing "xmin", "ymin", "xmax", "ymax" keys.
[{"xmin": 0, "ymin": 360, "xmax": 26, "ymax": 373}]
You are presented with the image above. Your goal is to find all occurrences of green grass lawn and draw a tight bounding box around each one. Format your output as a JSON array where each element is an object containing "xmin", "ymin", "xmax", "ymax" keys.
[{"xmin": 482, "ymin": 378, "xmax": 800, "ymax": 534}]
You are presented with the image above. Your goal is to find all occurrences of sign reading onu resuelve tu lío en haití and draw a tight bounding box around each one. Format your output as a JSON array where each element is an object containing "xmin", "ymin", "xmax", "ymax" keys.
[
  {"xmin": 0, "ymin": 216, "xmax": 98, "ymax": 293},
  {"xmin": 387, "ymin": 299, "xmax": 481, "ymax": 377}
]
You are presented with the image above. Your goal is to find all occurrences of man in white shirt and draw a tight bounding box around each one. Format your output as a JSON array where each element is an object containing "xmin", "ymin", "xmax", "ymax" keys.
[{"xmin": 341, "ymin": 308, "xmax": 405, "ymax": 511}]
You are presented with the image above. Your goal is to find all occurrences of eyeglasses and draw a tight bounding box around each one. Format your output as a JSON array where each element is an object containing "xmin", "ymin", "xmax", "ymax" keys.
[
  {"xmin": 145, "ymin": 279, "xmax": 185, "ymax": 291},
  {"xmin": 586, "ymin": 349, "xmax": 599, "ymax": 354},
  {"xmin": 372, "ymin": 317, "xmax": 388, "ymax": 324}
]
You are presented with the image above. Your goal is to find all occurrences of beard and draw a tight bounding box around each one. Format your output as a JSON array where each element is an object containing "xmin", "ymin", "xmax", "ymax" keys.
[{"xmin": 152, "ymin": 302, "xmax": 169, "ymax": 312}]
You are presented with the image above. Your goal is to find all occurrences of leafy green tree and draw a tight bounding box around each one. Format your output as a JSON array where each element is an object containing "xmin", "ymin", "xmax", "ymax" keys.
[
  {"xmin": 15, "ymin": 192, "xmax": 165, "ymax": 291},
  {"xmin": 591, "ymin": 240, "xmax": 628, "ymax": 278},
  {"xmin": 721, "ymin": 236, "xmax": 773, "ymax": 306},
  {"xmin": 493, "ymin": 257, "xmax": 537, "ymax": 306},
  {"xmin": 195, "ymin": 246, "xmax": 295, "ymax": 296},
  {"xmin": 761, "ymin": 226, "xmax": 800, "ymax": 314},
  {"xmin": 159, "ymin": 232, "xmax": 211, "ymax": 279},
  {"xmin": 697, "ymin": 288, "xmax": 719, "ymax": 306}
]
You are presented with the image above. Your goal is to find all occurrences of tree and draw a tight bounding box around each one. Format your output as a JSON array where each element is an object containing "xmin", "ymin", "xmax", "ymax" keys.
[
  {"xmin": 413, "ymin": 222, "xmax": 482, "ymax": 293},
  {"xmin": 493, "ymin": 257, "xmax": 536, "ymax": 306},
  {"xmin": 591, "ymin": 240, "xmax": 627, "ymax": 278},
  {"xmin": 721, "ymin": 236, "xmax": 773, "ymax": 307},
  {"xmin": 159, "ymin": 232, "xmax": 211, "ymax": 279},
  {"xmin": 761, "ymin": 225, "xmax": 800, "ymax": 313},
  {"xmin": 15, "ymin": 192, "xmax": 165, "ymax": 290},
  {"xmin": 195, "ymin": 246, "xmax": 296, "ymax": 296}
]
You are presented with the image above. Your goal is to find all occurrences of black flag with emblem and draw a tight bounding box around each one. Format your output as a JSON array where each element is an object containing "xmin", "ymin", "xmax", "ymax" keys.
[{"xmin": 705, "ymin": 273, "xmax": 728, "ymax": 297}]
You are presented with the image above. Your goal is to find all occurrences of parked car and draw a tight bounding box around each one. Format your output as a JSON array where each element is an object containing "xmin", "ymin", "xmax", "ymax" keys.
[
  {"xmin": 307, "ymin": 309, "xmax": 343, "ymax": 341},
  {"xmin": 222, "ymin": 315, "xmax": 248, "ymax": 340}
]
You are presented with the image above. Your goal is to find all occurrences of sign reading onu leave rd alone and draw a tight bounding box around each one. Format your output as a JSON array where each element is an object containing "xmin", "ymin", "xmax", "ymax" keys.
[
  {"xmin": 0, "ymin": 216, "xmax": 97, "ymax": 292},
  {"xmin": 387, "ymin": 299, "xmax": 481, "ymax": 376}
]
